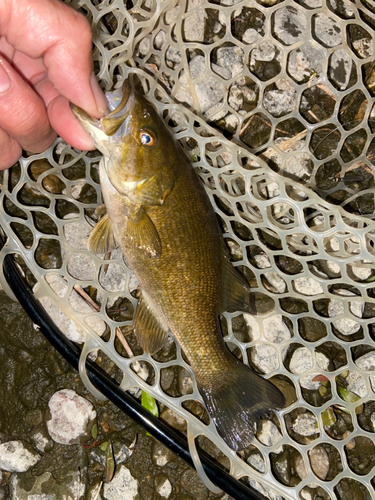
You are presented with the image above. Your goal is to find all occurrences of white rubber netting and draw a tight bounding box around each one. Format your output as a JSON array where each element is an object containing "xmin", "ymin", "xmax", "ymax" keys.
[{"xmin": 0, "ymin": 0, "xmax": 375, "ymax": 498}]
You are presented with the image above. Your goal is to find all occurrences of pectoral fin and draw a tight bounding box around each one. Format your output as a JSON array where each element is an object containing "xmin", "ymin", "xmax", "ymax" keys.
[
  {"xmin": 221, "ymin": 257, "xmax": 255, "ymax": 314},
  {"xmin": 124, "ymin": 207, "xmax": 161, "ymax": 258},
  {"xmin": 88, "ymin": 214, "xmax": 118, "ymax": 254},
  {"xmin": 133, "ymin": 293, "xmax": 169, "ymax": 355}
]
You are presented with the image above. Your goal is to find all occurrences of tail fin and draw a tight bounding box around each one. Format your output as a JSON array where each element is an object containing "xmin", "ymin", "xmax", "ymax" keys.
[{"xmin": 198, "ymin": 356, "xmax": 285, "ymax": 451}]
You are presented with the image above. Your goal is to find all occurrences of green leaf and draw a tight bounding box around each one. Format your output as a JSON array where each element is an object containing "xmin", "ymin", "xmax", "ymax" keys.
[
  {"xmin": 141, "ymin": 391, "xmax": 159, "ymax": 418},
  {"xmin": 91, "ymin": 423, "xmax": 98, "ymax": 440},
  {"xmin": 337, "ymin": 385, "xmax": 360, "ymax": 403},
  {"xmin": 104, "ymin": 441, "xmax": 115, "ymax": 483},
  {"xmin": 322, "ymin": 407, "xmax": 336, "ymax": 427},
  {"xmin": 100, "ymin": 441, "xmax": 109, "ymax": 452},
  {"xmin": 141, "ymin": 391, "xmax": 159, "ymax": 437}
]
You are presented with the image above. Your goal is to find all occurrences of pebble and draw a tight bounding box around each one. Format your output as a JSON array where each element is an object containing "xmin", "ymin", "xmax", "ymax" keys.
[
  {"xmin": 103, "ymin": 465, "xmax": 138, "ymax": 500},
  {"xmin": 257, "ymin": 420, "xmax": 282, "ymax": 447},
  {"xmin": 308, "ymin": 445, "xmax": 329, "ymax": 480},
  {"xmin": 263, "ymin": 315, "xmax": 291, "ymax": 343},
  {"xmin": 287, "ymin": 43, "xmax": 324, "ymax": 82},
  {"xmin": 263, "ymin": 272, "xmax": 287, "ymax": 294},
  {"xmin": 293, "ymin": 277, "xmax": 323, "ymax": 296},
  {"xmin": 355, "ymin": 351, "xmax": 375, "ymax": 371},
  {"xmin": 346, "ymin": 371, "xmax": 367, "ymax": 398},
  {"xmin": 0, "ymin": 441, "xmax": 40, "ymax": 472},
  {"xmin": 328, "ymin": 49, "xmax": 353, "ymax": 90},
  {"xmin": 155, "ymin": 473, "xmax": 172, "ymax": 498},
  {"xmin": 288, "ymin": 347, "xmax": 313, "ymax": 375},
  {"xmin": 183, "ymin": 0, "xmax": 206, "ymax": 43},
  {"xmin": 283, "ymin": 153, "xmax": 312, "ymax": 182},
  {"xmin": 273, "ymin": 6, "xmax": 307, "ymax": 45},
  {"xmin": 46, "ymin": 389, "xmax": 97, "ymax": 445},
  {"xmin": 250, "ymin": 343, "xmax": 279, "ymax": 373},
  {"xmin": 152, "ymin": 442, "xmax": 176, "ymax": 467},
  {"xmin": 263, "ymin": 89, "xmax": 297, "ymax": 117},
  {"xmin": 175, "ymin": 56, "xmax": 226, "ymax": 115},
  {"xmin": 292, "ymin": 413, "xmax": 318, "ymax": 436},
  {"xmin": 313, "ymin": 12, "xmax": 342, "ymax": 47},
  {"xmin": 215, "ymin": 46, "xmax": 244, "ymax": 79},
  {"xmin": 247, "ymin": 452, "xmax": 265, "ymax": 473},
  {"xmin": 160, "ymin": 408, "xmax": 187, "ymax": 433}
]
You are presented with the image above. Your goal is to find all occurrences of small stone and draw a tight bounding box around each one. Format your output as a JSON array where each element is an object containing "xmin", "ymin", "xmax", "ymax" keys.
[
  {"xmin": 46, "ymin": 389, "xmax": 97, "ymax": 445},
  {"xmin": 247, "ymin": 452, "xmax": 265, "ymax": 473},
  {"xmin": 263, "ymin": 272, "xmax": 287, "ymax": 294},
  {"xmin": 0, "ymin": 441, "xmax": 40, "ymax": 472},
  {"xmin": 292, "ymin": 414, "xmax": 318, "ymax": 436},
  {"xmin": 250, "ymin": 343, "xmax": 279, "ymax": 374},
  {"xmin": 289, "ymin": 347, "xmax": 313, "ymax": 375},
  {"xmin": 31, "ymin": 426, "xmax": 53, "ymax": 454},
  {"xmin": 299, "ymin": 373, "xmax": 322, "ymax": 390},
  {"xmin": 155, "ymin": 474, "xmax": 172, "ymax": 498},
  {"xmin": 152, "ymin": 442, "xmax": 176, "ymax": 467},
  {"xmin": 154, "ymin": 30, "xmax": 166, "ymax": 50},
  {"xmin": 103, "ymin": 465, "xmax": 138, "ymax": 500},
  {"xmin": 273, "ymin": 6, "xmax": 307, "ymax": 46},
  {"xmin": 346, "ymin": 371, "xmax": 367, "ymax": 398},
  {"xmin": 263, "ymin": 89, "xmax": 297, "ymax": 117},
  {"xmin": 355, "ymin": 351, "xmax": 375, "ymax": 371},
  {"xmin": 215, "ymin": 46, "xmax": 244, "ymax": 78},
  {"xmin": 257, "ymin": 420, "xmax": 282, "ymax": 447},
  {"xmin": 288, "ymin": 43, "xmax": 324, "ymax": 83},
  {"xmin": 316, "ymin": 352, "xmax": 330, "ymax": 371},
  {"xmin": 243, "ymin": 28, "xmax": 262, "ymax": 44},
  {"xmin": 293, "ymin": 277, "xmax": 323, "ymax": 296},
  {"xmin": 309, "ymin": 445, "xmax": 329, "ymax": 480},
  {"xmin": 176, "ymin": 56, "xmax": 226, "ymax": 115},
  {"xmin": 160, "ymin": 408, "xmax": 187, "ymax": 433},
  {"xmin": 329, "ymin": 49, "xmax": 353, "ymax": 90},
  {"xmin": 263, "ymin": 315, "xmax": 291, "ymax": 343},
  {"xmin": 183, "ymin": 0, "xmax": 206, "ymax": 43},
  {"xmin": 313, "ymin": 13, "xmax": 342, "ymax": 47}
]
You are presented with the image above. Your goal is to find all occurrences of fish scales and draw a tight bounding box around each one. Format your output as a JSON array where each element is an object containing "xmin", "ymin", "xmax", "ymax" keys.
[{"xmin": 71, "ymin": 79, "xmax": 285, "ymax": 450}]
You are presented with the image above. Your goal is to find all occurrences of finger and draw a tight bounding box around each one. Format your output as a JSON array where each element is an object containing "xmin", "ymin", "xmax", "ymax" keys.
[
  {"xmin": 0, "ymin": 127, "xmax": 22, "ymax": 170},
  {"xmin": 13, "ymin": 50, "xmax": 95, "ymax": 149},
  {"xmin": 0, "ymin": 57, "xmax": 56, "ymax": 153},
  {"xmin": 48, "ymin": 95, "xmax": 95, "ymax": 151},
  {"xmin": 0, "ymin": 0, "xmax": 107, "ymax": 118}
]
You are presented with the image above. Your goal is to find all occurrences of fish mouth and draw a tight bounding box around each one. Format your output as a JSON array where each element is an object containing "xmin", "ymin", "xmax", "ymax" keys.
[{"xmin": 70, "ymin": 79, "xmax": 135, "ymax": 147}]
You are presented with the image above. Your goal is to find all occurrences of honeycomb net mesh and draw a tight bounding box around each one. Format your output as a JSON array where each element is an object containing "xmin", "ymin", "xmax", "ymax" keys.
[{"xmin": 0, "ymin": 0, "xmax": 375, "ymax": 498}]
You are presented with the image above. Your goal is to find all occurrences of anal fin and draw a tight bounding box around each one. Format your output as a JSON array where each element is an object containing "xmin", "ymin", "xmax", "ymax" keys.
[
  {"xmin": 88, "ymin": 214, "xmax": 118, "ymax": 254},
  {"xmin": 133, "ymin": 293, "xmax": 169, "ymax": 355},
  {"xmin": 221, "ymin": 257, "xmax": 255, "ymax": 314}
]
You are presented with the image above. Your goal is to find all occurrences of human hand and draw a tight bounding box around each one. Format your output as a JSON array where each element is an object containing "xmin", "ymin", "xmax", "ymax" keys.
[{"xmin": 0, "ymin": 0, "xmax": 107, "ymax": 169}]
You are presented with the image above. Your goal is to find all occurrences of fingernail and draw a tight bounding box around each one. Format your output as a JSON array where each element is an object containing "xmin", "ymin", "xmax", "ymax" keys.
[
  {"xmin": 0, "ymin": 61, "xmax": 10, "ymax": 94},
  {"xmin": 90, "ymin": 72, "xmax": 107, "ymax": 116}
]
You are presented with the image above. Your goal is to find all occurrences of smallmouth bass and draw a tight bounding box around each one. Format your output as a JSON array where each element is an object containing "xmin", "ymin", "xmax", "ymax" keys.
[{"xmin": 71, "ymin": 80, "xmax": 285, "ymax": 451}]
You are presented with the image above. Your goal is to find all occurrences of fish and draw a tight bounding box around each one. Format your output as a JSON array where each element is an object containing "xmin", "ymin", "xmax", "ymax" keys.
[{"xmin": 71, "ymin": 79, "xmax": 285, "ymax": 451}]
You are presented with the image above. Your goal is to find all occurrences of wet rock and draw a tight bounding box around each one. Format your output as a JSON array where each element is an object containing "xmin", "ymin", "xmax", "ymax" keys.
[
  {"xmin": 292, "ymin": 414, "xmax": 317, "ymax": 437},
  {"xmin": 257, "ymin": 420, "xmax": 282, "ymax": 447},
  {"xmin": 0, "ymin": 441, "xmax": 40, "ymax": 472},
  {"xmin": 288, "ymin": 347, "xmax": 313, "ymax": 375},
  {"xmin": 346, "ymin": 371, "xmax": 367, "ymax": 398},
  {"xmin": 263, "ymin": 315, "xmax": 291, "ymax": 343},
  {"xmin": 46, "ymin": 389, "xmax": 97, "ymax": 445},
  {"xmin": 263, "ymin": 89, "xmax": 297, "ymax": 117},
  {"xmin": 293, "ymin": 277, "xmax": 323, "ymax": 296},
  {"xmin": 103, "ymin": 465, "xmax": 138, "ymax": 500},
  {"xmin": 90, "ymin": 440, "xmax": 134, "ymax": 466},
  {"xmin": 181, "ymin": 468, "xmax": 208, "ymax": 500},
  {"xmin": 250, "ymin": 343, "xmax": 279, "ymax": 374},
  {"xmin": 313, "ymin": 13, "xmax": 342, "ymax": 47},
  {"xmin": 329, "ymin": 49, "xmax": 353, "ymax": 90},
  {"xmin": 155, "ymin": 473, "xmax": 172, "ymax": 498},
  {"xmin": 355, "ymin": 351, "xmax": 375, "ymax": 371},
  {"xmin": 175, "ymin": 56, "xmax": 226, "ymax": 114},
  {"xmin": 309, "ymin": 445, "xmax": 329, "ymax": 480},
  {"xmin": 160, "ymin": 408, "xmax": 187, "ymax": 433},
  {"xmin": 31, "ymin": 425, "xmax": 53, "ymax": 454},
  {"xmin": 152, "ymin": 442, "xmax": 176, "ymax": 467}
]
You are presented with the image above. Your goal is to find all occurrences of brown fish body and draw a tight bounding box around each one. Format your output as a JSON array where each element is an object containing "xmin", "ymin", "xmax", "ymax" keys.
[
  {"xmin": 72, "ymin": 80, "xmax": 285, "ymax": 450},
  {"xmin": 103, "ymin": 147, "xmax": 228, "ymax": 382}
]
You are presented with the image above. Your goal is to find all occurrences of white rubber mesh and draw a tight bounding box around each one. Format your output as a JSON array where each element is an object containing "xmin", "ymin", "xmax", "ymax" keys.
[{"xmin": 0, "ymin": 0, "xmax": 375, "ymax": 498}]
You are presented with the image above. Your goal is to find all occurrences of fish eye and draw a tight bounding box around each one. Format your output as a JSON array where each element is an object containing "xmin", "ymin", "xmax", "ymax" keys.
[{"xmin": 140, "ymin": 129, "xmax": 156, "ymax": 147}]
